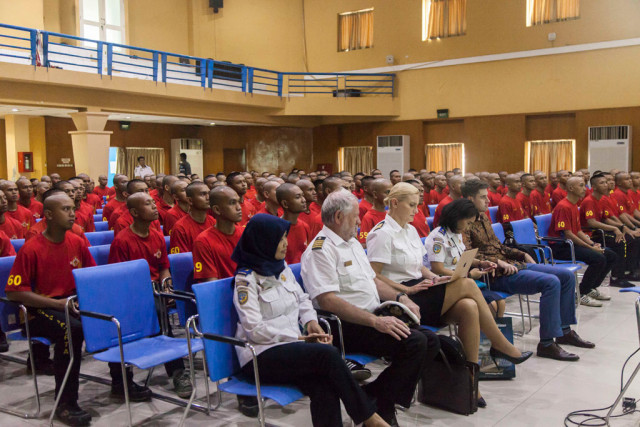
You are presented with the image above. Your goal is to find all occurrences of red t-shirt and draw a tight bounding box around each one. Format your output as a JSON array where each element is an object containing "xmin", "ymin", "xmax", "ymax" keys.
[
  {"xmin": 193, "ymin": 225, "xmax": 244, "ymax": 280},
  {"xmin": 75, "ymin": 206, "xmax": 95, "ymax": 233},
  {"xmin": 169, "ymin": 214, "xmax": 216, "ymax": 254},
  {"xmin": 6, "ymin": 232, "xmax": 95, "ymax": 298},
  {"xmin": 153, "ymin": 195, "xmax": 172, "ymax": 225},
  {"xmin": 308, "ymin": 212, "xmax": 324, "ymax": 239},
  {"xmin": 107, "ymin": 187, "xmax": 116, "ymax": 200},
  {"xmin": 298, "ymin": 210, "xmax": 313, "ymax": 225},
  {"xmin": 580, "ymin": 194, "xmax": 613, "ymax": 236},
  {"xmin": 113, "ymin": 210, "xmax": 163, "ymax": 236},
  {"xmin": 545, "ymin": 183, "xmax": 556, "ymax": 196},
  {"xmin": 629, "ymin": 190, "xmax": 640, "ymax": 212},
  {"xmin": 411, "ymin": 208, "xmax": 431, "ymax": 238},
  {"xmin": 108, "ymin": 226, "xmax": 169, "ymax": 281},
  {"xmin": 102, "ymin": 198, "xmax": 125, "ymax": 223},
  {"xmin": 249, "ymin": 197, "xmax": 265, "ymax": 214},
  {"xmin": 256, "ymin": 206, "xmax": 283, "ymax": 217},
  {"xmin": 285, "ymin": 220, "xmax": 310, "ymax": 264},
  {"xmin": 601, "ymin": 194, "xmax": 619, "ymax": 218},
  {"xmin": 516, "ymin": 192, "xmax": 532, "ymax": 219},
  {"xmin": 86, "ymin": 193, "xmax": 103, "ymax": 211},
  {"xmin": 309, "ymin": 201, "xmax": 322, "ymax": 216},
  {"xmin": 430, "ymin": 189, "xmax": 447, "ymax": 205},
  {"xmin": 353, "ymin": 188, "xmax": 364, "ymax": 199},
  {"xmin": 25, "ymin": 218, "xmax": 90, "ymax": 245},
  {"xmin": 240, "ymin": 199, "xmax": 257, "ymax": 226},
  {"xmin": 611, "ymin": 188, "xmax": 637, "ymax": 216},
  {"xmin": 498, "ymin": 195, "xmax": 525, "ymax": 223},
  {"xmin": 20, "ymin": 199, "xmax": 43, "ymax": 221},
  {"xmin": 0, "ymin": 230, "xmax": 16, "ymax": 257},
  {"xmin": 93, "ymin": 186, "xmax": 110, "ymax": 200},
  {"xmin": 549, "ymin": 198, "xmax": 581, "ymax": 237},
  {"xmin": 443, "ymin": 186, "xmax": 450, "ymax": 196},
  {"xmin": 0, "ymin": 215, "xmax": 25, "ymax": 239},
  {"xmin": 497, "ymin": 185, "xmax": 507, "ymax": 195},
  {"xmin": 487, "ymin": 190, "xmax": 503, "ymax": 207},
  {"xmin": 245, "ymin": 187, "xmax": 257, "ymax": 200},
  {"xmin": 432, "ymin": 196, "xmax": 453, "ymax": 229},
  {"xmin": 358, "ymin": 199, "xmax": 372, "ymax": 221},
  {"xmin": 551, "ymin": 187, "xmax": 568, "ymax": 208},
  {"xmin": 530, "ymin": 188, "xmax": 551, "ymax": 216},
  {"xmin": 359, "ymin": 209, "xmax": 387, "ymax": 243},
  {"xmin": 163, "ymin": 204, "xmax": 189, "ymax": 236},
  {"xmin": 7, "ymin": 205, "xmax": 35, "ymax": 232},
  {"xmin": 108, "ymin": 203, "xmax": 128, "ymax": 230}
]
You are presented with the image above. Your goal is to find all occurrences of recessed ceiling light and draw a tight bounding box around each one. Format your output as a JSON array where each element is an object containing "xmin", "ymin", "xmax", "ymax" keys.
[
  {"xmin": 11, "ymin": 108, "xmax": 19, "ymax": 112},
  {"xmin": 210, "ymin": 122, "xmax": 216, "ymax": 126},
  {"xmin": 125, "ymin": 116, "xmax": 131, "ymax": 119}
]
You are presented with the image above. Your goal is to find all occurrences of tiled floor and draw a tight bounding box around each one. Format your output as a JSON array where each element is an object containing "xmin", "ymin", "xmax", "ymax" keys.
[{"xmin": 2, "ymin": 283, "xmax": 640, "ymax": 426}]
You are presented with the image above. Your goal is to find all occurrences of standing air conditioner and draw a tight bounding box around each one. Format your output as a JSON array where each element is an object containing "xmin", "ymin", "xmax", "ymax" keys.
[
  {"xmin": 377, "ymin": 135, "xmax": 410, "ymax": 177},
  {"xmin": 588, "ymin": 126, "xmax": 631, "ymax": 172},
  {"xmin": 171, "ymin": 138, "xmax": 204, "ymax": 177}
]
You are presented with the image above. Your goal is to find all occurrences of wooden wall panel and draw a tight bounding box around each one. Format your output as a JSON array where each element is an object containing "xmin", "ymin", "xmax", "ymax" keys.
[
  {"xmin": 464, "ymin": 115, "xmax": 526, "ymax": 173},
  {"xmin": 526, "ymin": 114, "xmax": 576, "ymax": 141}
]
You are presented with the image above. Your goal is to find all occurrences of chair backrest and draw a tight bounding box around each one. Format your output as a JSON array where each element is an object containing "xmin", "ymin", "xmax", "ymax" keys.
[
  {"xmin": 420, "ymin": 236, "xmax": 426, "ymax": 244},
  {"xmin": 164, "ymin": 236, "xmax": 170, "ymax": 252},
  {"xmin": 192, "ymin": 278, "xmax": 239, "ymax": 382},
  {"xmin": 428, "ymin": 204, "xmax": 438, "ymax": 216},
  {"xmin": 85, "ymin": 230, "xmax": 114, "ymax": 246},
  {"xmin": 87, "ymin": 244, "xmax": 111, "ymax": 266},
  {"xmin": 491, "ymin": 223, "xmax": 505, "ymax": 243},
  {"xmin": 510, "ymin": 218, "xmax": 538, "ymax": 245},
  {"xmin": 426, "ymin": 216, "xmax": 434, "ymax": 230},
  {"xmin": 289, "ymin": 262, "xmax": 302, "ymax": 283},
  {"xmin": 93, "ymin": 214, "xmax": 103, "ymax": 223},
  {"xmin": 0, "ymin": 256, "xmax": 19, "ymax": 333},
  {"xmin": 73, "ymin": 259, "xmax": 160, "ymax": 353},
  {"xmin": 96, "ymin": 209, "xmax": 103, "ymax": 215},
  {"xmin": 10, "ymin": 239, "xmax": 25, "ymax": 253},
  {"xmin": 94, "ymin": 221, "xmax": 109, "ymax": 232},
  {"xmin": 488, "ymin": 206, "xmax": 498, "ymax": 223},
  {"xmin": 168, "ymin": 252, "xmax": 195, "ymax": 326},
  {"xmin": 535, "ymin": 214, "xmax": 553, "ymax": 237}
]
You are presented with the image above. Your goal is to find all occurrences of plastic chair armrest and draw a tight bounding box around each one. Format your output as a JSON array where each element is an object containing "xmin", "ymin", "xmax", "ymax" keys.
[
  {"xmin": 202, "ymin": 332, "xmax": 248, "ymax": 348},
  {"xmin": 78, "ymin": 309, "xmax": 115, "ymax": 322},
  {"xmin": 157, "ymin": 291, "xmax": 195, "ymax": 303}
]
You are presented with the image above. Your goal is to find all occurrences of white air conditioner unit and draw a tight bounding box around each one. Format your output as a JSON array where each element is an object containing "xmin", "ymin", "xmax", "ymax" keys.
[
  {"xmin": 171, "ymin": 138, "xmax": 204, "ymax": 178},
  {"xmin": 377, "ymin": 135, "xmax": 410, "ymax": 177},
  {"xmin": 588, "ymin": 125, "xmax": 631, "ymax": 172}
]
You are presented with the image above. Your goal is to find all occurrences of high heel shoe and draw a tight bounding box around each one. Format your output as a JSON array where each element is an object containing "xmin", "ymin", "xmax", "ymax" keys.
[
  {"xmin": 477, "ymin": 397, "xmax": 487, "ymax": 408},
  {"xmin": 489, "ymin": 347, "xmax": 533, "ymax": 365}
]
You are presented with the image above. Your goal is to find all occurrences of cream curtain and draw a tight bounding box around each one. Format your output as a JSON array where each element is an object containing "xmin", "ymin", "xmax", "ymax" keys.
[
  {"xmin": 528, "ymin": 140, "xmax": 573, "ymax": 178},
  {"xmin": 116, "ymin": 147, "xmax": 165, "ymax": 179},
  {"xmin": 338, "ymin": 9, "xmax": 374, "ymax": 51},
  {"xmin": 425, "ymin": 143, "xmax": 463, "ymax": 172},
  {"xmin": 423, "ymin": 0, "xmax": 467, "ymax": 40},
  {"xmin": 527, "ymin": 0, "xmax": 579, "ymax": 26},
  {"xmin": 341, "ymin": 146, "xmax": 373, "ymax": 175}
]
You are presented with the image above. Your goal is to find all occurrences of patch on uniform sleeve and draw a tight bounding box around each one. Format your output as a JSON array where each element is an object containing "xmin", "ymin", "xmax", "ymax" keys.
[
  {"xmin": 237, "ymin": 288, "xmax": 249, "ymax": 305},
  {"xmin": 372, "ymin": 221, "xmax": 385, "ymax": 232},
  {"xmin": 312, "ymin": 236, "xmax": 326, "ymax": 250},
  {"xmin": 237, "ymin": 268, "xmax": 252, "ymax": 276},
  {"xmin": 433, "ymin": 243, "xmax": 442, "ymax": 254},
  {"xmin": 438, "ymin": 228, "xmax": 446, "ymax": 235}
]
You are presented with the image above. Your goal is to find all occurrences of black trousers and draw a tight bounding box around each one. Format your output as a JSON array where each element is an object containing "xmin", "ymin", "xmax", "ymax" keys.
[
  {"xmin": 340, "ymin": 321, "xmax": 440, "ymax": 409},
  {"xmin": 551, "ymin": 244, "xmax": 616, "ymax": 295},
  {"xmin": 241, "ymin": 342, "xmax": 375, "ymax": 427},
  {"xmin": 592, "ymin": 233, "xmax": 640, "ymax": 278}
]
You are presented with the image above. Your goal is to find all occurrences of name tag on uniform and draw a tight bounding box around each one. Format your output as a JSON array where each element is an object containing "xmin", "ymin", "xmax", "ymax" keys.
[{"xmin": 344, "ymin": 260, "xmax": 353, "ymax": 267}]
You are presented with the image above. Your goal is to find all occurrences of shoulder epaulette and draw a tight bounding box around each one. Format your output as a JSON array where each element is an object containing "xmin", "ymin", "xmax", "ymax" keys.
[
  {"xmin": 372, "ymin": 221, "xmax": 385, "ymax": 232},
  {"xmin": 438, "ymin": 227, "xmax": 446, "ymax": 235},
  {"xmin": 312, "ymin": 236, "xmax": 326, "ymax": 250},
  {"xmin": 236, "ymin": 268, "xmax": 252, "ymax": 277}
]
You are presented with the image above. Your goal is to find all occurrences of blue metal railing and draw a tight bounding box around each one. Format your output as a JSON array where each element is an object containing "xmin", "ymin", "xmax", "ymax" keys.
[{"xmin": 0, "ymin": 22, "xmax": 395, "ymax": 97}]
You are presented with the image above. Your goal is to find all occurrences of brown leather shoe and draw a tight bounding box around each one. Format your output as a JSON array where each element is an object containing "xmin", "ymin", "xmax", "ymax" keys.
[
  {"xmin": 536, "ymin": 342, "xmax": 579, "ymax": 361},
  {"xmin": 555, "ymin": 330, "xmax": 595, "ymax": 349}
]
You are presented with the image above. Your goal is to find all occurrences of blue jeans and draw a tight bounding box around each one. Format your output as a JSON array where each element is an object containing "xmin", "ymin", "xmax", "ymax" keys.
[{"xmin": 491, "ymin": 264, "xmax": 577, "ymax": 340}]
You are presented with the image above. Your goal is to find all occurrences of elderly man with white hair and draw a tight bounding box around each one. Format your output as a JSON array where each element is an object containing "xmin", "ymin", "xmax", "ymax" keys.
[{"xmin": 301, "ymin": 189, "xmax": 440, "ymax": 426}]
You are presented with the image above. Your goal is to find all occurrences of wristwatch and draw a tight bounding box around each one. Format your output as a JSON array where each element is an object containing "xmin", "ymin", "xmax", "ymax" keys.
[{"xmin": 396, "ymin": 292, "xmax": 407, "ymax": 302}]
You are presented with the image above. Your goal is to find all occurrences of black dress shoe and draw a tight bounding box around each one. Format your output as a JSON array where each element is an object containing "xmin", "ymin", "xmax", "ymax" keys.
[
  {"xmin": 624, "ymin": 272, "xmax": 640, "ymax": 281},
  {"xmin": 536, "ymin": 342, "xmax": 579, "ymax": 361},
  {"xmin": 610, "ymin": 278, "xmax": 634, "ymax": 288},
  {"xmin": 237, "ymin": 395, "xmax": 260, "ymax": 418},
  {"xmin": 555, "ymin": 330, "xmax": 595, "ymax": 349},
  {"xmin": 26, "ymin": 357, "xmax": 54, "ymax": 376},
  {"xmin": 477, "ymin": 397, "xmax": 487, "ymax": 408},
  {"xmin": 110, "ymin": 381, "xmax": 152, "ymax": 402},
  {"xmin": 489, "ymin": 347, "xmax": 533, "ymax": 365},
  {"xmin": 55, "ymin": 402, "xmax": 92, "ymax": 427}
]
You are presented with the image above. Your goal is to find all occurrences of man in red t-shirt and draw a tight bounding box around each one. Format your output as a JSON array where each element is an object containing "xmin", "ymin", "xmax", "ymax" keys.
[
  {"xmin": 418, "ymin": 172, "xmax": 434, "ymax": 215},
  {"xmin": 530, "ymin": 172, "xmax": 552, "ymax": 216},
  {"xmin": 408, "ymin": 179, "xmax": 431, "ymax": 238},
  {"xmin": 307, "ymin": 177, "xmax": 344, "ymax": 239},
  {"xmin": 497, "ymin": 171, "xmax": 508, "ymax": 195},
  {"xmin": 16, "ymin": 178, "xmax": 43, "ymax": 221},
  {"xmin": 102, "ymin": 174, "xmax": 128, "ymax": 225},
  {"xmin": 193, "ymin": 186, "xmax": 244, "ymax": 281},
  {"xmin": 66, "ymin": 180, "xmax": 96, "ymax": 233},
  {"xmin": 487, "ymin": 173, "xmax": 503, "ymax": 207},
  {"xmin": 256, "ymin": 180, "xmax": 282, "ymax": 216},
  {"xmin": 545, "ymin": 172, "xmax": 558, "ymax": 197},
  {"xmin": 0, "ymin": 189, "xmax": 25, "ymax": 239},
  {"xmin": 516, "ymin": 173, "xmax": 536, "ymax": 219},
  {"xmin": 1, "ymin": 180, "xmax": 34, "ymax": 232},
  {"xmin": 277, "ymin": 183, "xmax": 310, "ymax": 264},
  {"xmin": 432, "ymin": 175, "xmax": 464, "ymax": 228},
  {"xmin": 358, "ymin": 176, "xmax": 375, "ymax": 220},
  {"xmin": 35, "ymin": 180, "xmax": 50, "ymax": 204},
  {"xmin": 226, "ymin": 172, "xmax": 256, "ymax": 226},
  {"xmin": 113, "ymin": 180, "xmax": 163, "ymax": 236},
  {"xmin": 7, "ymin": 193, "xmax": 151, "ymax": 425},
  {"xmin": 359, "ymin": 178, "xmax": 391, "ymax": 245},
  {"xmin": 296, "ymin": 179, "xmax": 317, "ymax": 225},
  {"xmin": 498, "ymin": 174, "xmax": 525, "ymax": 224},
  {"xmin": 612, "ymin": 172, "xmax": 640, "ymax": 227},
  {"xmin": 50, "ymin": 173, "xmax": 61, "ymax": 186},
  {"xmin": 163, "ymin": 180, "xmax": 190, "ymax": 236},
  {"xmin": 26, "ymin": 189, "xmax": 90, "ymax": 245},
  {"xmin": 353, "ymin": 173, "xmax": 365, "ymax": 199},
  {"xmin": 248, "ymin": 177, "xmax": 267, "ymax": 214},
  {"xmin": 108, "ymin": 192, "xmax": 192, "ymax": 398},
  {"xmin": 169, "ymin": 182, "xmax": 215, "ymax": 254},
  {"xmin": 430, "ymin": 174, "xmax": 448, "ymax": 206},
  {"xmin": 153, "ymin": 175, "xmax": 178, "ymax": 225},
  {"xmin": 551, "ymin": 170, "xmax": 570, "ymax": 208},
  {"xmin": 78, "ymin": 174, "xmax": 102, "ymax": 211},
  {"xmin": 92, "ymin": 174, "xmax": 110, "ymax": 201},
  {"xmin": 549, "ymin": 177, "xmax": 616, "ymax": 305}
]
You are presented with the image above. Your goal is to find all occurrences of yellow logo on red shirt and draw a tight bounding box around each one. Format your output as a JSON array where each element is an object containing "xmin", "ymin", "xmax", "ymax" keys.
[
  {"xmin": 69, "ymin": 257, "xmax": 81, "ymax": 268},
  {"xmin": 154, "ymin": 250, "xmax": 162, "ymax": 259}
]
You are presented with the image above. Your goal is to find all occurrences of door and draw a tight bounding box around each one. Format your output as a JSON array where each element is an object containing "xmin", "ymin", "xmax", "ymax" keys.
[{"xmin": 223, "ymin": 149, "xmax": 246, "ymax": 175}]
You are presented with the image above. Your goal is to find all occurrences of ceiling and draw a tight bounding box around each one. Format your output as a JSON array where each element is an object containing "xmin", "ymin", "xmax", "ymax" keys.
[{"xmin": 0, "ymin": 104, "xmax": 257, "ymax": 127}]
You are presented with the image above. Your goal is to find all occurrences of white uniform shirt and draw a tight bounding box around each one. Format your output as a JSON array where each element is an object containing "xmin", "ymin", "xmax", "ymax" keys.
[
  {"xmin": 233, "ymin": 265, "xmax": 317, "ymax": 367},
  {"xmin": 424, "ymin": 226, "xmax": 466, "ymax": 270},
  {"xmin": 366, "ymin": 214, "xmax": 426, "ymax": 283},
  {"xmin": 301, "ymin": 226, "xmax": 380, "ymax": 312},
  {"xmin": 134, "ymin": 165, "xmax": 154, "ymax": 179}
]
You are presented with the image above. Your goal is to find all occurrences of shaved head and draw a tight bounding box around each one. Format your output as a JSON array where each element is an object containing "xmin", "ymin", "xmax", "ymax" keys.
[
  {"xmin": 210, "ymin": 185, "xmax": 238, "ymax": 207},
  {"xmin": 126, "ymin": 192, "xmax": 150, "ymax": 210},
  {"xmin": 506, "ymin": 174, "xmax": 520, "ymax": 186},
  {"xmin": 263, "ymin": 180, "xmax": 280, "ymax": 194},
  {"xmin": 43, "ymin": 193, "xmax": 71, "ymax": 212},
  {"xmin": 170, "ymin": 180, "xmax": 188, "ymax": 194}
]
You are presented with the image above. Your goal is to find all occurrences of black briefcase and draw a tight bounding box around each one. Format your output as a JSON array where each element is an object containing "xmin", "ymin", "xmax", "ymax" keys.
[{"xmin": 418, "ymin": 335, "xmax": 479, "ymax": 415}]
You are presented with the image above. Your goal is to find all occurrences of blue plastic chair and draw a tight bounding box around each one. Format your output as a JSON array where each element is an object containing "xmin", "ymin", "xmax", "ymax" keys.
[
  {"xmin": 85, "ymin": 230, "xmax": 114, "ymax": 246},
  {"xmin": 165, "ymin": 236, "xmax": 170, "ymax": 252},
  {"xmin": 70, "ymin": 260, "xmax": 204, "ymax": 426},
  {"xmin": 189, "ymin": 279, "xmax": 304, "ymax": 426},
  {"xmin": 10, "ymin": 239, "xmax": 24, "ymax": 253},
  {"xmin": 0, "ymin": 256, "xmax": 51, "ymax": 418},
  {"xmin": 96, "ymin": 209, "xmax": 103, "ymax": 215},
  {"xmin": 88, "ymin": 244, "xmax": 111, "ymax": 266},
  {"xmin": 94, "ymin": 221, "xmax": 109, "ymax": 232},
  {"xmin": 168, "ymin": 252, "xmax": 196, "ymax": 326},
  {"xmin": 491, "ymin": 223, "xmax": 505, "ymax": 243},
  {"xmin": 426, "ymin": 216, "xmax": 434, "ymax": 230},
  {"xmin": 428, "ymin": 204, "xmax": 438, "ymax": 217},
  {"xmin": 488, "ymin": 206, "xmax": 499, "ymax": 223},
  {"xmin": 534, "ymin": 214, "xmax": 584, "ymax": 270},
  {"xmin": 93, "ymin": 214, "xmax": 103, "ymax": 223}
]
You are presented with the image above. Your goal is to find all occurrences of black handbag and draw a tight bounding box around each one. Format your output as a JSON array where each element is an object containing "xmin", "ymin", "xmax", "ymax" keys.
[{"xmin": 418, "ymin": 335, "xmax": 479, "ymax": 415}]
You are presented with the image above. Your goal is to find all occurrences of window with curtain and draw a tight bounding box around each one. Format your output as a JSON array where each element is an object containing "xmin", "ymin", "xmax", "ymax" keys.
[
  {"xmin": 116, "ymin": 147, "xmax": 165, "ymax": 180},
  {"xmin": 339, "ymin": 146, "xmax": 373, "ymax": 175},
  {"xmin": 422, "ymin": 0, "xmax": 467, "ymax": 41},
  {"xmin": 338, "ymin": 8, "xmax": 374, "ymax": 52},
  {"xmin": 526, "ymin": 140, "xmax": 575, "ymax": 177},
  {"xmin": 526, "ymin": 0, "xmax": 580, "ymax": 27},
  {"xmin": 425, "ymin": 143, "xmax": 464, "ymax": 173}
]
